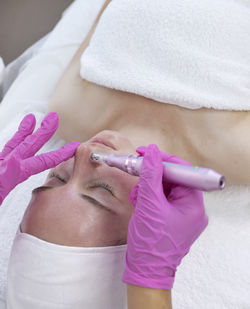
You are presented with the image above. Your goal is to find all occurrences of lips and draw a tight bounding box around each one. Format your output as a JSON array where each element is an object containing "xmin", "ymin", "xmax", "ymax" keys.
[{"xmin": 90, "ymin": 137, "xmax": 116, "ymax": 150}]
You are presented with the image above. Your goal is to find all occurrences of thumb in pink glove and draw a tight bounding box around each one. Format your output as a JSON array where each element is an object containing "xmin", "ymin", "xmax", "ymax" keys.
[
  {"xmin": 122, "ymin": 144, "xmax": 208, "ymax": 289},
  {"xmin": 0, "ymin": 113, "xmax": 80, "ymax": 205}
]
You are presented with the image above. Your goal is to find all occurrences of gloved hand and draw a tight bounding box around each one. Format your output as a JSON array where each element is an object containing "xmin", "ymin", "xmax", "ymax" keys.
[
  {"xmin": 122, "ymin": 144, "xmax": 208, "ymax": 289},
  {"xmin": 0, "ymin": 112, "xmax": 80, "ymax": 205}
]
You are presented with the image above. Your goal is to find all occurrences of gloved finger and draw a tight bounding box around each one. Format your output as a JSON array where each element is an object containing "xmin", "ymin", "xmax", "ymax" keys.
[
  {"xmin": 129, "ymin": 157, "xmax": 172, "ymax": 205},
  {"xmin": 168, "ymin": 183, "xmax": 205, "ymax": 215},
  {"xmin": 11, "ymin": 112, "xmax": 59, "ymax": 160},
  {"xmin": 136, "ymin": 146, "xmax": 160, "ymax": 157},
  {"xmin": 136, "ymin": 144, "xmax": 166, "ymax": 208},
  {"xmin": 0, "ymin": 114, "xmax": 36, "ymax": 159},
  {"xmin": 21, "ymin": 142, "xmax": 80, "ymax": 180},
  {"xmin": 137, "ymin": 146, "xmax": 197, "ymax": 203},
  {"xmin": 136, "ymin": 146, "xmax": 192, "ymax": 167},
  {"xmin": 139, "ymin": 144, "xmax": 163, "ymax": 186},
  {"xmin": 129, "ymin": 183, "xmax": 139, "ymax": 207}
]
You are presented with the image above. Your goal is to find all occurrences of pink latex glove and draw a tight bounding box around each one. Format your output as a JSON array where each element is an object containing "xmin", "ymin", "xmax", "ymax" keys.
[
  {"xmin": 122, "ymin": 144, "xmax": 208, "ymax": 289},
  {"xmin": 0, "ymin": 113, "xmax": 80, "ymax": 205}
]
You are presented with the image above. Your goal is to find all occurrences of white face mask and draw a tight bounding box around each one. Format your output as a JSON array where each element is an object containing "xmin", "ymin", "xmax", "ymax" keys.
[{"xmin": 7, "ymin": 228, "xmax": 128, "ymax": 309}]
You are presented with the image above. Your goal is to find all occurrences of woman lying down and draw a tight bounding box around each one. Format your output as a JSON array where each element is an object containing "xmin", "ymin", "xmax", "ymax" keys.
[
  {"xmin": 1, "ymin": 112, "xmax": 207, "ymax": 308},
  {"xmin": 2, "ymin": 0, "xmax": 250, "ymax": 308}
]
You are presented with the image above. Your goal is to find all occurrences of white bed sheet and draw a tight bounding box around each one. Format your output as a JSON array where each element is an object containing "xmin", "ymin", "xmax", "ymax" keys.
[{"xmin": 0, "ymin": 0, "xmax": 249, "ymax": 308}]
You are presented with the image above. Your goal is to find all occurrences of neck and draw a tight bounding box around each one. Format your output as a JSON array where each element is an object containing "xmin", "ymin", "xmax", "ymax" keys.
[
  {"xmin": 107, "ymin": 93, "xmax": 175, "ymax": 153},
  {"xmin": 108, "ymin": 90, "xmax": 188, "ymax": 157},
  {"xmin": 115, "ymin": 122, "xmax": 170, "ymax": 153}
]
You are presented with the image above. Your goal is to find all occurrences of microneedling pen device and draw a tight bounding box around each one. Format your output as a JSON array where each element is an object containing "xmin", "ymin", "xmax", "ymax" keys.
[{"xmin": 90, "ymin": 152, "xmax": 226, "ymax": 192}]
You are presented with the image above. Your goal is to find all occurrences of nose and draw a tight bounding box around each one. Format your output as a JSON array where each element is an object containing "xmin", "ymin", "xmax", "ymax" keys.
[
  {"xmin": 70, "ymin": 144, "xmax": 96, "ymax": 183},
  {"xmin": 75, "ymin": 143, "xmax": 92, "ymax": 160},
  {"xmin": 71, "ymin": 142, "xmax": 112, "ymax": 182}
]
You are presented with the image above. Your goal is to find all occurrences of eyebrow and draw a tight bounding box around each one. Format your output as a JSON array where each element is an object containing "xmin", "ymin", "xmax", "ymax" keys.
[{"xmin": 32, "ymin": 186, "xmax": 116, "ymax": 214}]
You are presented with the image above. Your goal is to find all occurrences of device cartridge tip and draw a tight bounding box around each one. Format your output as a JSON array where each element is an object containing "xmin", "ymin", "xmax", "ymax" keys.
[{"xmin": 90, "ymin": 152, "xmax": 107, "ymax": 164}]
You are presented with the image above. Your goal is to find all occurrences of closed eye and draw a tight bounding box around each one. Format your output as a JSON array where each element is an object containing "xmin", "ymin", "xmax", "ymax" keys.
[
  {"xmin": 50, "ymin": 172, "xmax": 66, "ymax": 183},
  {"xmin": 49, "ymin": 173, "xmax": 115, "ymax": 196},
  {"xmin": 88, "ymin": 182, "xmax": 114, "ymax": 196}
]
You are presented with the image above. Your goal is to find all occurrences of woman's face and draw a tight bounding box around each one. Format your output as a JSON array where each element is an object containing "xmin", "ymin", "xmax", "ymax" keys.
[{"xmin": 21, "ymin": 130, "xmax": 138, "ymax": 247}]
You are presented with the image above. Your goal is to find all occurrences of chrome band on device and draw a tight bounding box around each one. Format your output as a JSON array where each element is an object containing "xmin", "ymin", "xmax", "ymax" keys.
[
  {"xmin": 130, "ymin": 156, "xmax": 139, "ymax": 176},
  {"xmin": 125, "ymin": 157, "xmax": 130, "ymax": 174},
  {"xmin": 126, "ymin": 155, "xmax": 137, "ymax": 175}
]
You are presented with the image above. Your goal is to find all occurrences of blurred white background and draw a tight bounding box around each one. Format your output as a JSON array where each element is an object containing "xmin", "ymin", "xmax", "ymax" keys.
[{"xmin": 0, "ymin": 0, "xmax": 73, "ymax": 64}]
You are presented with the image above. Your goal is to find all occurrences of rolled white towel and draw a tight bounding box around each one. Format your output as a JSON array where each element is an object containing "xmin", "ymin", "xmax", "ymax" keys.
[{"xmin": 80, "ymin": 0, "xmax": 250, "ymax": 110}]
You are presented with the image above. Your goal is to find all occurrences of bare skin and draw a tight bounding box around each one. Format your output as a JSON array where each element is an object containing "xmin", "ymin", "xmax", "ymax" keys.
[
  {"xmin": 47, "ymin": 0, "xmax": 250, "ymax": 185},
  {"xmin": 21, "ymin": 131, "xmax": 172, "ymax": 308},
  {"xmin": 21, "ymin": 131, "xmax": 138, "ymax": 247},
  {"xmin": 127, "ymin": 285, "xmax": 172, "ymax": 309},
  {"xmin": 40, "ymin": 0, "xmax": 248, "ymax": 307},
  {"xmin": 21, "ymin": 8, "xmax": 173, "ymax": 309}
]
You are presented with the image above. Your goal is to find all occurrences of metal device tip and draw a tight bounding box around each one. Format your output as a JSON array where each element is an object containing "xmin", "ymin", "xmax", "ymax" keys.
[
  {"xmin": 90, "ymin": 152, "xmax": 106, "ymax": 164},
  {"xmin": 219, "ymin": 176, "xmax": 226, "ymax": 189}
]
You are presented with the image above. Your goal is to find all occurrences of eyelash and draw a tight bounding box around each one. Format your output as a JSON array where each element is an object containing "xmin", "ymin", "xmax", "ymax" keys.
[
  {"xmin": 50, "ymin": 172, "xmax": 66, "ymax": 183},
  {"xmin": 50, "ymin": 172, "xmax": 114, "ymax": 196}
]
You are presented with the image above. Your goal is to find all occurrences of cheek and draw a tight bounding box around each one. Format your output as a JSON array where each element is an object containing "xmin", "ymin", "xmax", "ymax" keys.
[{"xmin": 76, "ymin": 203, "xmax": 131, "ymax": 246}]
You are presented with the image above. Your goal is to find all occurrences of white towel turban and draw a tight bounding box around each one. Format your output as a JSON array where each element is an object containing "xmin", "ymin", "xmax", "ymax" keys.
[
  {"xmin": 7, "ymin": 229, "xmax": 127, "ymax": 309},
  {"xmin": 80, "ymin": 0, "xmax": 250, "ymax": 110}
]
